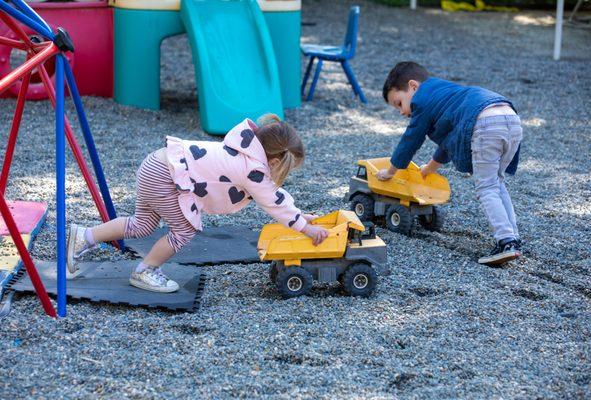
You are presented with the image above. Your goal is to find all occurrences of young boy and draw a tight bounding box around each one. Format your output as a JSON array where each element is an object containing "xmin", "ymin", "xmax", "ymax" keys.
[{"xmin": 377, "ymin": 61, "xmax": 522, "ymax": 265}]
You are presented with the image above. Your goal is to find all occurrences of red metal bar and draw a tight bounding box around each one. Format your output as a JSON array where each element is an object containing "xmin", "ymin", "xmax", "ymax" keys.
[
  {"xmin": 0, "ymin": 42, "xmax": 57, "ymax": 95},
  {"xmin": 0, "ymin": 35, "xmax": 27, "ymax": 50},
  {"xmin": 37, "ymin": 64, "xmax": 120, "ymax": 249},
  {"xmin": 0, "ymin": 15, "xmax": 51, "ymax": 52},
  {"xmin": 0, "ymin": 11, "xmax": 34, "ymax": 50},
  {"xmin": 0, "ymin": 194, "xmax": 56, "ymax": 318},
  {"xmin": 0, "ymin": 72, "xmax": 31, "ymax": 195}
]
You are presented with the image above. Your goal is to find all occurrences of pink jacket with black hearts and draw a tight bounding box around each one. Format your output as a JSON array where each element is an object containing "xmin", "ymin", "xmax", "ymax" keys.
[{"xmin": 165, "ymin": 119, "xmax": 307, "ymax": 232}]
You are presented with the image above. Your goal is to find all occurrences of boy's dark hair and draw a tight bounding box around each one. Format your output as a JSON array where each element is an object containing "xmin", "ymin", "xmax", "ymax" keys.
[{"xmin": 382, "ymin": 62, "xmax": 430, "ymax": 102}]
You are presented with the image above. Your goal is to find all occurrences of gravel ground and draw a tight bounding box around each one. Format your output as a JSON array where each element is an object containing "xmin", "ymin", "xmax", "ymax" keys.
[{"xmin": 1, "ymin": 1, "xmax": 590, "ymax": 398}]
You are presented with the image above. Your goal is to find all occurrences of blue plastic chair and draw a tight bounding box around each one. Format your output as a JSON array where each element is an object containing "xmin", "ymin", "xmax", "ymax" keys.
[{"xmin": 301, "ymin": 6, "xmax": 367, "ymax": 103}]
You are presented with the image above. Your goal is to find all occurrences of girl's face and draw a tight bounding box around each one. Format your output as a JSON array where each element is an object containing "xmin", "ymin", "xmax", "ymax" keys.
[{"xmin": 386, "ymin": 79, "xmax": 420, "ymax": 118}]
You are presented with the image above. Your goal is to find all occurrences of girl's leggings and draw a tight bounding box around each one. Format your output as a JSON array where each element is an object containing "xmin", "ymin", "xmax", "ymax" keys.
[{"xmin": 124, "ymin": 152, "xmax": 197, "ymax": 252}]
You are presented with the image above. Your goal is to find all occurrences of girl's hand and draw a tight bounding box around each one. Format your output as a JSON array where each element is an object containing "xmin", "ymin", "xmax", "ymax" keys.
[
  {"xmin": 302, "ymin": 213, "xmax": 319, "ymax": 222},
  {"xmin": 302, "ymin": 224, "xmax": 329, "ymax": 246}
]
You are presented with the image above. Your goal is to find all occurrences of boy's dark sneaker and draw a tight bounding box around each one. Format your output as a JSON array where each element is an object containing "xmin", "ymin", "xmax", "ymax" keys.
[{"xmin": 478, "ymin": 238, "xmax": 521, "ymax": 266}]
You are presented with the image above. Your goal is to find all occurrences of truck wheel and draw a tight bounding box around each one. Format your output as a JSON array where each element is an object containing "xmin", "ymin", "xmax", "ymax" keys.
[
  {"xmin": 342, "ymin": 263, "xmax": 377, "ymax": 297},
  {"xmin": 385, "ymin": 204, "xmax": 412, "ymax": 235},
  {"xmin": 276, "ymin": 266, "xmax": 313, "ymax": 299},
  {"xmin": 350, "ymin": 194, "xmax": 375, "ymax": 221},
  {"xmin": 419, "ymin": 206, "xmax": 445, "ymax": 232},
  {"xmin": 268, "ymin": 261, "xmax": 279, "ymax": 283}
]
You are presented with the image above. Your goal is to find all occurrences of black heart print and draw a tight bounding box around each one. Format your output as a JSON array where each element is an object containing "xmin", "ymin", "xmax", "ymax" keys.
[
  {"xmin": 219, "ymin": 175, "xmax": 231, "ymax": 182},
  {"xmin": 191, "ymin": 204, "xmax": 198, "ymax": 213},
  {"xmin": 229, "ymin": 186, "xmax": 246, "ymax": 204},
  {"xmin": 223, "ymin": 145, "xmax": 238, "ymax": 156},
  {"xmin": 288, "ymin": 214, "xmax": 301, "ymax": 227},
  {"xmin": 192, "ymin": 181, "xmax": 208, "ymax": 197},
  {"xmin": 240, "ymin": 129, "xmax": 255, "ymax": 148},
  {"xmin": 189, "ymin": 145, "xmax": 207, "ymax": 160},
  {"xmin": 275, "ymin": 191, "xmax": 285, "ymax": 205},
  {"xmin": 247, "ymin": 170, "xmax": 264, "ymax": 183}
]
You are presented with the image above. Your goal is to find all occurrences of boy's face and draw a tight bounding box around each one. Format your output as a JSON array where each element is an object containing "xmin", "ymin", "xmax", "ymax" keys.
[{"xmin": 386, "ymin": 79, "xmax": 420, "ymax": 118}]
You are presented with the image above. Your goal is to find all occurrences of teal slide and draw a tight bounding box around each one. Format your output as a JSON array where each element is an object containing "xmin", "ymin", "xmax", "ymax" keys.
[{"xmin": 180, "ymin": 0, "xmax": 284, "ymax": 134}]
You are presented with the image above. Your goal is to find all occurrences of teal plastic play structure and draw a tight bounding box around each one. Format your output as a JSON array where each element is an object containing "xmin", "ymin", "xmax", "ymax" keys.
[{"xmin": 114, "ymin": 0, "xmax": 301, "ymax": 135}]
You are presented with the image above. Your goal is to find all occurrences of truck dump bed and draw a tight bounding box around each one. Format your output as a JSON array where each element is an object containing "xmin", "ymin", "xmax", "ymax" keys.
[
  {"xmin": 358, "ymin": 158, "xmax": 451, "ymax": 205},
  {"xmin": 258, "ymin": 210, "xmax": 365, "ymax": 262}
]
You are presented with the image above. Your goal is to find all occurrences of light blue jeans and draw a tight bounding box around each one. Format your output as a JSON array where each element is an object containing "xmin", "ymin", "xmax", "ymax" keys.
[{"xmin": 471, "ymin": 115, "xmax": 523, "ymax": 242}]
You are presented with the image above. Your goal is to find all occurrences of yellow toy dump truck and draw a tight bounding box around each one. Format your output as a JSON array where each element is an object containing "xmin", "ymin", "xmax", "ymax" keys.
[
  {"xmin": 257, "ymin": 210, "xmax": 387, "ymax": 299},
  {"xmin": 346, "ymin": 157, "xmax": 451, "ymax": 236}
]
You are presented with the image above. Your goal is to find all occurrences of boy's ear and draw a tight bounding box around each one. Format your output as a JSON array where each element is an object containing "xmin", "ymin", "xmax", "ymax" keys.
[{"xmin": 408, "ymin": 79, "xmax": 420, "ymax": 91}]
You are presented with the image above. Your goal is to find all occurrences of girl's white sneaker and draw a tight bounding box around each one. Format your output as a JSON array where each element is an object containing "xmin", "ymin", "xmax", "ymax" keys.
[
  {"xmin": 130, "ymin": 267, "xmax": 180, "ymax": 293},
  {"xmin": 66, "ymin": 223, "xmax": 96, "ymax": 274}
]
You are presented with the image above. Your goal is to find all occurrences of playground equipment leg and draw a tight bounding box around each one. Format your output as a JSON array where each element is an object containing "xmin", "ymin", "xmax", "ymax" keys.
[
  {"xmin": 55, "ymin": 54, "xmax": 66, "ymax": 317},
  {"xmin": 38, "ymin": 65, "xmax": 120, "ymax": 250},
  {"xmin": 0, "ymin": 73, "xmax": 30, "ymax": 194},
  {"xmin": 63, "ymin": 62, "xmax": 124, "ymax": 250},
  {"xmin": 0, "ymin": 195, "xmax": 56, "ymax": 317}
]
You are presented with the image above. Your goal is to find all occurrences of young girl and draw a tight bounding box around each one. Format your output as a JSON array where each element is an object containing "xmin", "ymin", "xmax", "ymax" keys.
[{"xmin": 67, "ymin": 115, "xmax": 329, "ymax": 292}]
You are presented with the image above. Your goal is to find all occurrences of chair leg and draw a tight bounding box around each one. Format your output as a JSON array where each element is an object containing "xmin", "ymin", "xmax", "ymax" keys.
[
  {"xmin": 301, "ymin": 56, "xmax": 315, "ymax": 96},
  {"xmin": 343, "ymin": 65, "xmax": 360, "ymax": 97},
  {"xmin": 341, "ymin": 60, "xmax": 367, "ymax": 104},
  {"xmin": 569, "ymin": 0, "xmax": 584, "ymax": 22},
  {"xmin": 306, "ymin": 59, "xmax": 323, "ymax": 102}
]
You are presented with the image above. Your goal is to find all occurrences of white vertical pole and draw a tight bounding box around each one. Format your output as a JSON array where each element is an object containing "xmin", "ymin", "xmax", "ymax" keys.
[
  {"xmin": 410, "ymin": 0, "xmax": 417, "ymax": 10},
  {"xmin": 553, "ymin": 0, "xmax": 564, "ymax": 60}
]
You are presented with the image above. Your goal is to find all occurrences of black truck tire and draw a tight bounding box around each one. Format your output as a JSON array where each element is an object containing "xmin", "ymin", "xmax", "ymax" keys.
[
  {"xmin": 385, "ymin": 204, "xmax": 412, "ymax": 235},
  {"xmin": 350, "ymin": 194, "xmax": 375, "ymax": 221},
  {"xmin": 276, "ymin": 266, "xmax": 313, "ymax": 299},
  {"xmin": 341, "ymin": 263, "xmax": 378, "ymax": 297},
  {"xmin": 419, "ymin": 206, "xmax": 445, "ymax": 232}
]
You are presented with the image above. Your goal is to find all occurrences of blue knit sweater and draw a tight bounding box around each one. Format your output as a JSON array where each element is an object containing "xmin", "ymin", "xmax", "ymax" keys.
[{"xmin": 390, "ymin": 77, "xmax": 520, "ymax": 174}]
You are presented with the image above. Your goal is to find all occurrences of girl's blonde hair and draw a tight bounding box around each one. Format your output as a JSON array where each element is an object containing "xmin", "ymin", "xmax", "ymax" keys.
[{"xmin": 255, "ymin": 113, "xmax": 304, "ymax": 186}]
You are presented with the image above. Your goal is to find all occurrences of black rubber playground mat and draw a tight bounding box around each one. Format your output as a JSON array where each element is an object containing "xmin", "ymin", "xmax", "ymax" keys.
[
  {"xmin": 7, "ymin": 260, "xmax": 206, "ymax": 312},
  {"xmin": 125, "ymin": 226, "xmax": 261, "ymax": 265}
]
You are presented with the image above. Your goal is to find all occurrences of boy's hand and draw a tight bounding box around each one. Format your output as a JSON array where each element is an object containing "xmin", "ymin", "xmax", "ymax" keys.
[
  {"xmin": 420, "ymin": 159, "xmax": 443, "ymax": 178},
  {"xmin": 302, "ymin": 224, "xmax": 329, "ymax": 246},
  {"xmin": 377, "ymin": 166, "xmax": 397, "ymax": 181}
]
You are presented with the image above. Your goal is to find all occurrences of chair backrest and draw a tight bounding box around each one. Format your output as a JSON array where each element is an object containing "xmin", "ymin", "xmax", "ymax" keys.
[{"xmin": 342, "ymin": 6, "xmax": 360, "ymax": 59}]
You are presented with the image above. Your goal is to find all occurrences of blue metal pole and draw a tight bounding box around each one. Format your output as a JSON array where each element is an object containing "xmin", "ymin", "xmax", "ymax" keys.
[
  {"xmin": 55, "ymin": 54, "xmax": 66, "ymax": 317},
  {"xmin": 0, "ymin": 1, "xmax": 53, "ymax": 39},
  {"xmin": 11, "ymin": 0, "xmax": 52, "ymax": 34},
  {"xmin": 63, "ymin": 61, "xmax": 125, "ymax": 251}
]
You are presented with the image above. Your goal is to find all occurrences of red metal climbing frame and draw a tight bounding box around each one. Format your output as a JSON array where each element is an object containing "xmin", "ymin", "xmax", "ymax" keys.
[{"xmin": 0, "ymin": 1, "xmax": 120, "ymax": 318}]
